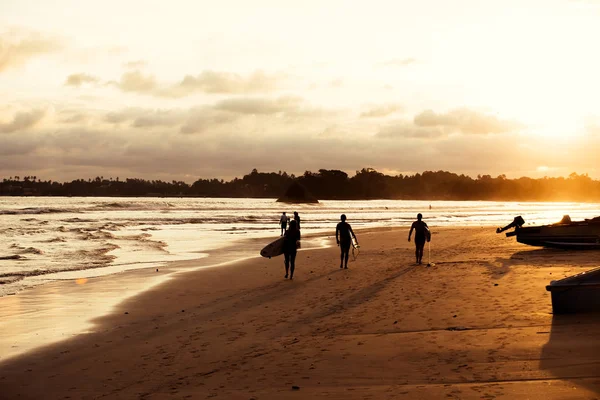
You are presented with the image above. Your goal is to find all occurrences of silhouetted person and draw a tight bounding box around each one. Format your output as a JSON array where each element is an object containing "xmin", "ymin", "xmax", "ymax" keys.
[
  {"xmin": 280, "ymin": 212, "xmax": 288, "ymax": 236},
  {"xmin": 408, "ymin": 213, "xmax": 430, "ymax": 264},
  {"xmin": 336, "ymin": 214, "xmax": 357, "ymax": 269},
  {"xmin": 293, "ymin": 211, "xmax": 301, "ymax": 240},
  {"xmin": 283, "ymin": 220, "xmax": 300, "ymax": 279}
]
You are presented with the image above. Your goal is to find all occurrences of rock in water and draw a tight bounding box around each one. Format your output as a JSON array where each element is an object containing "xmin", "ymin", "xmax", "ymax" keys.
[{"xmin": 277, "ymin": 181, "xmax": 318, "ymax": 203}]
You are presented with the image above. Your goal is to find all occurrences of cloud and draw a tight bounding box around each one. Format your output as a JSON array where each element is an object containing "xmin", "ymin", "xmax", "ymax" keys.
[
  {"xmin": 102, "ymin": 106, "xmax": 237, "ymax": 134},
  {"xmin": 0, "ymin": 108, "xmax": 591, "ymax": 183},
  {"xmin": 104, "ymin": 108, "xmax": 185, "ymax": 128},
  {"xmin": 60, "ymin": 113, "xmax": 89, "ymax": 124},
  {"xmin": 376, "ymin": 108, "xmax": 521, "ymax": 139},
  {"xmin": 132, "ymin": 110, "xmax": 186, "ymax": 128},
  {"xmin": 319, "ymin": 125, "xmax": 348, "ymax": 137},
  {"xmin": 180, "ymin": 108, "xmax": 238, "ymax": 134},
  {"xmin": 0, "ymin": 134, "xmax": 38, "ymax": 156},
  {"xmin": 413, "ymin": 108, "xmax": 521, "ymax": 134},
  {"xmin": 0, "ymin": 109, "xmax": 45, "ymax": 133},
  {"xmin": 330, "ymin": 79, "xmax": 343, "ymax": 88},
  {"xmin": 110, "ymin": 70, "xmax": 281, "ymax": 98},
  {"xmin": 0, "ymin": 30, "xmax": 62, "ymax": 72},
  {"xmin": 379, "ymin": 58, "xmax": 417, "ymax": 67},
  {"xmin": 377, "ymin": 122, "xmax": 445, "ymax": 139},
  {"xmin": 99, "ymin": 95, "xmax": 336, "ymax": 135},
  {"xmin": 170, "ymin": 70, "xmax": 279, "ymax": 95},
  {"xmin": 123, "ymin": 60, "xmax": 147, "ymax": 69},
  {"xmin": 114, "ymin": 70, "xmax": 157, "ymax": 93},
  {"xmin": 104, "ymin": 108, "xmax": 142, "ymax": 124},
  {"xmin": 361, "ymin": 104, "xmax": 403, "ymax": 118},
  {"xmin": 214, "ymin": 96, "xmax": 303, "ymax": 115},
  {"xmin": 65, "ymin": 73, "xmax": 100, "ymax": 87}
]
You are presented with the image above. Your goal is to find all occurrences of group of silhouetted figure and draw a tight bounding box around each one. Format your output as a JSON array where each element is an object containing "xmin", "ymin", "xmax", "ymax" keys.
[{"xmin": 278, "ymin": 212, "xmax": 431, "ymax": 280}]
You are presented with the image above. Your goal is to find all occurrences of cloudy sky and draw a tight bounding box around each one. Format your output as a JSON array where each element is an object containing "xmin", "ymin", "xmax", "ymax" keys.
[{"xmin": 2, "ymin": 0, "xmax": 600, "ymax": 182}]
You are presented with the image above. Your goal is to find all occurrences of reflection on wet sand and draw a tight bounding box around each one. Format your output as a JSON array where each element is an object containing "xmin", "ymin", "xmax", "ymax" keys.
[
  {"xmin": 0, "ymin": 235, "xmax": 326, "ymax": 362},
  {"xmin": 0, "ymin": 267, "xmax": 168, "ymax": 362}
]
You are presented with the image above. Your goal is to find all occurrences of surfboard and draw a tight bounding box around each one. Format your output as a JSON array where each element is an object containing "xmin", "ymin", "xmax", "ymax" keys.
[
  {"xmin": 260, "ymin": 237, "xmax": 285, "ymax": 258},
  {"xmin": 260, "ymin": 236, "xmax": 301, "ymax": 258},
  {"xmin": 351, "ymin": 236, "xmax": 359, "ymax": 249}
]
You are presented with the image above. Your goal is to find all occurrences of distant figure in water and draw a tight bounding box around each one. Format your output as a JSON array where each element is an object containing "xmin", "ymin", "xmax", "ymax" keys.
[
  {"xmin": 280, "ymin": 212, "xmax": 288, "ymax": 236},
  {"xmin": 429, "ymin": 204, "xmax": 432, "ymax": 210},
  {"xmin": 408, "ymin": 213, "xmax": 430, "ymax": 265},
  {"xmin": 336, "ymin": 214, "xmax": 358, "ymax": 269},
  {"xmin": 283, "ymin": 220, "xmax": 300, "ymax": 279}
]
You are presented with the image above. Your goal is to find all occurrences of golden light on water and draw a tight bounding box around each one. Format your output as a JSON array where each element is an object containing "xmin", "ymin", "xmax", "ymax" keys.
[{"xmin": 75, "ymin": 278, "xmax": 88, "ymax": 285}]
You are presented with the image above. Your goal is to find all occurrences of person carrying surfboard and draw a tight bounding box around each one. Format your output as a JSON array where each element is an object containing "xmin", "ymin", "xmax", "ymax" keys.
[
  {"xmin": 336, "ymin": 214, "xmax": 357, "ymax": 269},
  {"xmin": 283, "ymin": 219, "xmax": 300, "ymax": 279},
  {"xmin": 408, "ymin": 213, "xmax": 430, "ymax": 265}
]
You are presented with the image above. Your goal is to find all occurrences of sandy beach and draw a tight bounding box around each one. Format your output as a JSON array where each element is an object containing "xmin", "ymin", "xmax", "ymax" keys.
[{"xmin": 1, "ymin": 226, "xmax": 600, "ymax": 399}]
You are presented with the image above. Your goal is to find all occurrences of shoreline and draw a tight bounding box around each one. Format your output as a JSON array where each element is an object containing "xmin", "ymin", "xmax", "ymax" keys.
[
  {"xmin": 2, "ymin": 225, "xmax": 600, "ymax": 398},
  {"xmin": 0, "ymin": 229, "xmax": 331, "ymax": 362}
]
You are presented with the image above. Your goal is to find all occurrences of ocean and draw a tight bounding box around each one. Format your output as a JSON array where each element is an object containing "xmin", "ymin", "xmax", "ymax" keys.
[{"xmin": 1, "ymin": 197, "xmax": 599, "ymax": 297}]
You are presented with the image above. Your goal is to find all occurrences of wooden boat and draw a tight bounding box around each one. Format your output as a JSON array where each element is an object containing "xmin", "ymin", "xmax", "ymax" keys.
[
  {"xmin": 546, "ymin": 267, "xmax": 600, "ymax": 314},
  {"xmin": 497, "ymin": 215, "xmax": 600, "ymax": 250}
]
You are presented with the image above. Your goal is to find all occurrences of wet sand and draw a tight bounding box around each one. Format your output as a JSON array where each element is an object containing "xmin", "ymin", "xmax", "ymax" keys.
[
  {"xmin": 1, "ymin": 227, "xmax": 600, "ymax": 399},
  {"xmin": 0, "ymin": 237, "xmax": 305, "ymax": 362}
]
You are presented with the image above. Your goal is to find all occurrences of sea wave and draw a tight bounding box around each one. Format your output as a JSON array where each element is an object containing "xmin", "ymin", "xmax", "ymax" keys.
[
  {"xmin": 69, "ymin": 244, "xmax": 119, "ymax": 263},
  {"xmin": 44, "ymin": 237, "xmax": 67, "ymax": 243},
  {"xmin": 117, "ymin": 233, "xmax": 168, "ymax": 252},
  {"xmin": 89, "ymin": 201, "xmax": 176, "ymax": 210},
  {"xmin": 61, "ymin": 217, "xmax": 96, "ymax": 223},
  {"xmin": 0, "ymin": 207, "xmax": 76, "ymax": 215},
  {"xmin": 9, "ymin": 245, "xmax": 44, "ymax": 255},
  {"xmin": 116, "ymin": 216, "xmax": 274, "ymax": 226},
  {"xmin": 0, "ymin": 275, "xmax": 24, "ymax": 285},
  {"xmin": 99, "ymin": 222, "xmax": 130, "ymax": 230}
]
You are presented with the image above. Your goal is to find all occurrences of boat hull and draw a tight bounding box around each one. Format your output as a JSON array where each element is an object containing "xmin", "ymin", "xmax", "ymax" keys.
[
  {"xmin": 546, "ymin": 267, "xmax": 600, "ymax": 314},
  {"xmin": 514, "ymin": 222, "xmax": 600, "ymax": 250}
]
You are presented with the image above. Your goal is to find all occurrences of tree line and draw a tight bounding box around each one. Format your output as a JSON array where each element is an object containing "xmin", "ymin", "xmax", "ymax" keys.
[{"xmin": 1, "ymin": 169, "xmax": 600, "ymax": 201}]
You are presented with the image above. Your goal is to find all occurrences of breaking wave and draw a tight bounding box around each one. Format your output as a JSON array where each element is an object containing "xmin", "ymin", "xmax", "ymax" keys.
[
  {"xmin": 0, "ymin": 207, "xmax": 76, "ymax": 215},
  {"xmin": 89, "ymin": 201, "xmax": 176, "ymax": 211},
  {"xmin": 10, "ymin": 245, "xmax": 44, "ymax": 255}
]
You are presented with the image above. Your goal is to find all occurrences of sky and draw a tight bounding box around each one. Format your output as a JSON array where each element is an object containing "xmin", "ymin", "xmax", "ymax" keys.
[{"xmin": 2, "ymin": 0, "xmax": 600, "ymax": 182}]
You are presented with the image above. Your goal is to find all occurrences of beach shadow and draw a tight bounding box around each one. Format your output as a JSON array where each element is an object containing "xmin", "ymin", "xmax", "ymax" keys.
[
  {"xmin": 508, "ymin": 248, "xmax": 600, "ymax": 268},
  {"xmin": 298, "ymin": 264, "xmax": 417, "ymax": 323},
  {"xmin": 485, "ymin": 248, "xmax": 600, "ymax": 280},
  {"xmin": 540, "ymin": 314, "xmax": 600, "ymax": 394}
]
